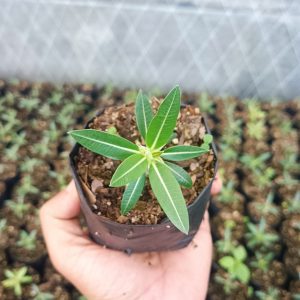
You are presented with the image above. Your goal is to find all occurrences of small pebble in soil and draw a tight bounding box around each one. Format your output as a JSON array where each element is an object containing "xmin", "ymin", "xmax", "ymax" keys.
[{"xmin": 166, "ymin": 225, "xmax": 171, "ymax": 228}]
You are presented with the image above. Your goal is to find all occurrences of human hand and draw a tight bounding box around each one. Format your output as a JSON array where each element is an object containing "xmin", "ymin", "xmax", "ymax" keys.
[{"xmin": 40, "ymin": 175, "xmax": 222, "ymax": 300}]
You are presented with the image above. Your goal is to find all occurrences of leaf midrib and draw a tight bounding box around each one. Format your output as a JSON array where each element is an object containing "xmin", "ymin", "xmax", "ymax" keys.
[
  {"xmin": 165, "ymin": 163, "xmax": 189, "ymax": 185},
  {"xmin": 150, "ymin": 90, "xmax": 177, "ymax": 150},
  {"xmin": 152, "ymin": 163, "xmax": 184, "ymax": 229},
  {"xmin": 72, "ymin": 132, "xmax": 139, "ymax": 154},
  {"xmin": 123, "ymin": 176, "xmax": 142, "ymax": 212},
  {"xmin": 113, "ymin": 157, "xmax": 146, "ymax": 184},
  {"xmin": 163, "ymin": 150, "xmax": 205, "ymax": 156}
]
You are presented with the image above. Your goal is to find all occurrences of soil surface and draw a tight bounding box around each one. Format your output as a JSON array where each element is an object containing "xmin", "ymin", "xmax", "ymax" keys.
[{"xmin": 75, "ymin": 100, "xmax": 215, "ymax": 225}]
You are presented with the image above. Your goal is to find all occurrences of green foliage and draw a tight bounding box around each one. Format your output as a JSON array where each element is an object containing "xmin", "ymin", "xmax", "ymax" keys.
[
  {"xmin": 247, "ymin": 120, "xmax": 265, "ymax": 140},
  {"xmin": 198, "ymin": 92, "xmax": 215, "ymax": 114},
  {"xmin": 250, "ymin": 252, "xmax": 274, "ymax": 273},
  {"xmin": 17, "ymin": 230, "xmax": 37, "ymax": 251},
  {"xmin": 255, "ymin": 192, "xmax": 279, "ymax": 216},
  {"xmin": 255, "ymin": 287, "xmax": 280, "ymax": 300},
  {"xmin": 69, "ymin": 86, "xmax": 213, "ymax": 233},
  {"xmin": 240, "ymin": 152, "xmax": 271, "ymax": 172},
  {"xmin": 0, "ymin": 218, "xmax": 7, "ymax": 232},
  {"xmin": 217, "ymin": 181, "xmax": 236, "ymax": 203},
  {"xmin": 6, "ymin": 198, "xmax": 30, "ymax": 219},
  {"xmin": 219, "ymin": 245, "xmax": 250, "ymax": 284},
  {"xmin": 216, "ymin": 220, "xmax": 236, "ymax": 254},
  {"xmin": 245, "ymin": 219, "xmax": 279, "ymax": 251},
  {"xmin": 121, "ymin": 175, "xmax": 146, "ymax": 214},
  {"xmin": 2, "ymin": 267, "xmax": 32, "ymax": 296}
]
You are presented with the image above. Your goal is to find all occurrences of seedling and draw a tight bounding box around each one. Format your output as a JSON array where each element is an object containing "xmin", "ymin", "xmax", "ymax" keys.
[
  {"xmin": 69, "ymin": 86, "xmax": 213, "ymax": 234},
  {"xmin": 30, "ymin": 284, "xmax": 54, "ymax": 300},
  {"xmin": 245, "ymin": 219, "xmax": 279, "ymax": 251},
  {"xmin": 220, "ymin": 143, "xmax": 238, "ymax": 161},
  {"xmin": 254, "ymin": 167, "xmax": 275, "ymax": 189},
  {"xmin": 246, "ymin": 120, "xmax": 265, "ymax": 140},
  {"xmin": 285, "ymin": 191, "xmax": 300, "ymax": 214},
  {"xmin": 20, "ymin": 158, "xmax": 42, "ymax": 173},
  {"xmin": 219, "ymin": 245, "xmax": 250, "ymax": 285},
  {"xmin": 17, "ymin": 230, "xmax": 37, "ymax": 251},
  {"xmin": 124, "ymin": 89, "xmax": 138, "ymax": 104},
  {"xmin": 246, "ymin": 100, "xmax": 266, "ymax": 122},
  {"xmin": 198, "ymin": 92, "xmax": 215, "ymax": 114},
  {"xmin": 19, "ymin": 97, "xmax": 40, "ymax": 111},
  {"xmin": 6, "ymin": 198, "xmax": 30, "ymax": 219},
  {"xmin": 280, "ymin": 151, "xmax": 300, "ymax": 173},
  {"xmin": 240, "ymin": 152, "xmax": 271, "ymax": 173},
  {"xmin": 255, "ymin": 192, "xmax": 279, "ymax": 216},
  {"xmin": 217, "ymin": 181, "xmax": 236, "ymax": 204},
  {"xmin": 255, "ymin": 287, "xmax": 280, "ymax": 300},
  {"xmin": 17, "ymin": 175, "xmax": 39, "ymax": 197},
  {"xmin": 0, "ymin": 218, "xmax": 7, "ymax": 232},
  {"xmin": 250, "ymin": 252, "xmax": 274, "ymax": 273},
  {"xmin": 2, "ymin": 267, "xmax": 32, "ymax": 297},
  {"xmin": 216, "ymin": 220, "xmax": 236, "ymax": 254}
]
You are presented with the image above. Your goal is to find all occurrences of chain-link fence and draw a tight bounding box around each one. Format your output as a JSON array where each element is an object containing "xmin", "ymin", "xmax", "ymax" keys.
[{"xmin": 0, "ymin": 0, "xmax": 300, "ymax": 99}]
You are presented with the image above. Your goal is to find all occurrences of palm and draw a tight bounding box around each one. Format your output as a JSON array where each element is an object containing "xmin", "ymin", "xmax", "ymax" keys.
[
  {"xmin": 41, "ymin": 180, "xmax": 221, "ymax": 300},
  {"xmin": 59, "ymin": 215, "xmax": 212, "ymax": 300}
]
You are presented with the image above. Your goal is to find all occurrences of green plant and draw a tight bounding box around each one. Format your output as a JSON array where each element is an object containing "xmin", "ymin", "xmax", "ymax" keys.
[
  {"xmin": 286, "ymin": 191, "xmax": 300, "ymax": 213},
  {"xmin": 245, "ymin": 219, "xmax": 279, "ymax": 250},
  {"xmin": 6, "ymin": 198, "xmax": 30, "ymax": 218},
  {"xmin": 280, "ymin": 151, "xmax": 300, "ymax": 173},
  {"xmin": 17, "ymin": 230, "xmax": 37, "ymax": 251},
  {"xmin": 69, "ymin": 86, "xmax": 213, "ymax": 234},
  {"xmin": 20, "ymin": 158, "xmax": 42, "ymax": 173},
  {"xmin": 19, "ymin": 97, "xmax": 40, "ymax": 111},
  {"xmin": 240, "ymin": 152, "xmax": 271, "ymax": 172},
  {"xmin": 220, "ymin": 143, "xmax": 239, "ymax": 161},
  {"xmin": 216, "ymin": 220, "xmax": 236, "ymax": 254},
  {"xmin": 124, "ymin": 89, "xmax": 138, "ymax": 104},
  {"xmin": 198, "ymin": 92, "xmax": 215, "ymax": 114},
  {"xmin": 246, "ymin": 100, "xmax": 266, "ymax": 122},
  {"xmin": 217, "ymin": 181, "xmax": 236, "ymax": 203},
  {"xmin": 0, "ymin": 218, "xmax": 7, "ymax": 232},
  {"xmin": 17, "ymin": 175, "xmax": 39, "ymax": 197},
  {"xmin": 250, "ymin": 252, "xmax": 274, "ymax": 273},
  {"xmin": 255, "ymin": 287, "xmax": 280, "ymax": 300},
  {"xmin": 218, "ymin": 245, "xmax": 250, "ymax": 285},
  {"xmin": 255, "ymin": 192, "xmax": 279, "ymax": 216},
  {"xmin": 2, "ymin": 267, "xmax": 32, "ymax": 297},
  {"xmin": 246, "ymin": 120, "xmax": 265, "ymax": 140},
  {"xmin": 30, "ymin": 284, "xmax": 54, "ymax": 300},
  {"xmin": 253, "ymin": 167, "xmax": 275, "ymax": 189}
]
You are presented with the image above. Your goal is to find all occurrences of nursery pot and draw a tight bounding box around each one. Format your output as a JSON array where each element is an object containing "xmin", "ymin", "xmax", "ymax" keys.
[{"xmin": 69, "ymin": 108, "xmax": 218, "ymax": 253}]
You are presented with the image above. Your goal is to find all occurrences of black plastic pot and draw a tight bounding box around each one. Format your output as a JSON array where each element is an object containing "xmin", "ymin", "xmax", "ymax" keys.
[{"xmin": 69, "ymin": 109, "xmax": 218, "ymax": 253}]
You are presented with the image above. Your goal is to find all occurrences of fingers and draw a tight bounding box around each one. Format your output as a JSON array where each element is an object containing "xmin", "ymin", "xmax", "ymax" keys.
[
  {"xmin": 40, "ymin": 181, "xmax": 81, "ymax": 221},
  {"xmin": 211, "ymin": 172, "xmax": 222, "ymax": 196}
]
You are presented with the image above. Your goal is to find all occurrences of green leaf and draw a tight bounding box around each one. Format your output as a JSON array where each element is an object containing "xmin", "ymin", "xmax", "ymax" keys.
[
  {"xmin": 233, "ymin": 246, "xmax": 247, "ymax": 261},
  {"xmin": 161, "ymin": 145, "xmax": 209, "ymax": 161},
  {"xmin": 149, "ymin": 161, "xmax": 189, "ymax": 234},
  {"xmin": 110, "ymin": 154, "xmax": 148, "ymax": 187},
  {"xmin": 146, "ymin": 86, "xmax": 180, "ymax": 150},
  {"xmin": 165, "ymin": 161, "xmax": 192, "ymax": 188},
  {"xmin": 203, "ymin": 134, "xmax": 213, "ymax": 144},
  {"xmin": 135, "ymin": 90, "xmax": 153, "ymax": 139},
  {"xmin": 219, "ymin": 256, "xmax": 235, "ymax": 270},
  {"xmin": 235, "ymin": 264, "xmax": 250, "ymax": 284},
  {"xmin": 121, "ymin": 174, "xmax": 146, "ymax": 214},
  {"xmin": 68, "ymin": 129, "xmax": 139, "ymax": 160}
]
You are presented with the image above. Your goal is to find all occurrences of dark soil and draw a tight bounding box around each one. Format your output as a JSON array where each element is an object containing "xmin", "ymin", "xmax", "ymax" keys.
[{"xmin": 75, "ymin": 101, "xmax": 215, "ymax": 225}]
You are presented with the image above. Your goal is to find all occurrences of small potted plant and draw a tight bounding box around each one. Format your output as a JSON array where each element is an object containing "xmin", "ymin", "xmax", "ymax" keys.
[{"xmin": 69, "ymin": 86, "xmax": 218, "ymax": 252}]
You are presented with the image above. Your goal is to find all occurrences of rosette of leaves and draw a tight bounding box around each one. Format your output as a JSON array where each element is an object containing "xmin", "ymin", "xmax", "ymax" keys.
[
  {"xmin": 218, "ymin": 245, "xmax": 250, "ymax": 285},
  {"xmin": 69, "ymin": 86, "xmax": 212, "ymax": 234}
]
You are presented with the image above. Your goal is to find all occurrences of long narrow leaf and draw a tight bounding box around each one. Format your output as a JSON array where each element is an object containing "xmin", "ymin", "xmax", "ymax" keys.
[
  {"xmin": 135, "ymin": 90, "xmax": 153, "ymax": 139},
  {"xmin": 110, "ymin": 154, "xmax": 148, "ymax": 187},
  {"xmin": 121, "ymin": 174, "xmax": 146, "ymax": 214},
  {"xmin": 69, "ymin": 129, "xmax": 139, "ymax": 160},
  {"xmin": 161, "ymin": 145, "xmax": 208, "ymax": 161},
  {"xmin": 149, "ymin": 161, "xmax": 189, "ymax": 234},
  {"xmin": 165, "ymin": 162, "xmax": 192, "ymax": 188},
  {"xmin": 146, "ymin": 86, "xmax": 180, "ymax": 150}
]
